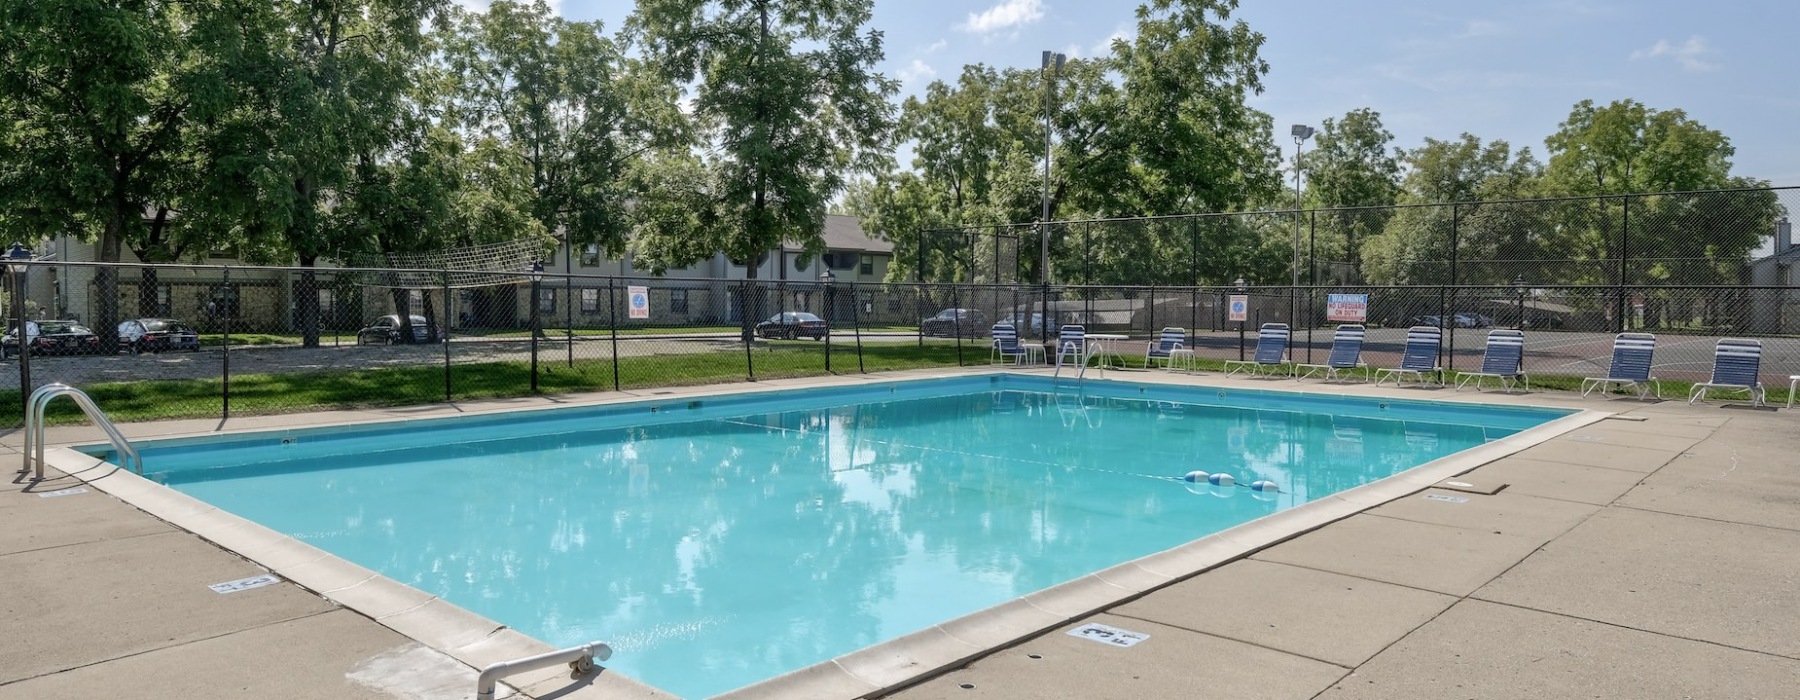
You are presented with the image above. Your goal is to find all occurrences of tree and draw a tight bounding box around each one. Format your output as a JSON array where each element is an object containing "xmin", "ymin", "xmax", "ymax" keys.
[
  {"xmin": 1301, "ymin": 108, "xmax": 1402, "ymax": 282},
  {"xmin": 1359, "ymin": 135, "xmax": 1541, "ymax": 285},
  {"xmin": 0, "ymin": 0, "xmax": 251, "ymax": 346},
  {"xmin": 628, "ymin": 0, "xmax": 897, "ymax": 334},
  {"xmin": 443, "ymin": 0, "xmax": 681, "ymax": 264}
]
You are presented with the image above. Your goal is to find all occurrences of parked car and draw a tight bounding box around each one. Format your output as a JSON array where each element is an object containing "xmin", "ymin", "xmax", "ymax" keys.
[
  {"xmin": 1452, "ymin": 313, "xmax": 1494, "ymax": 328},
  {"xmin": 1, "ymin": 320, "xmax": 102, "ymax": 358},
  {"xmin": 755, "ymin": 312, "xmax": 828, "ymax": 340},
  {"xmin": 1407, "ymin": 315, "xmax": 1446, "ymax": 328},
  {"xmin": 117, "ymin": 318, "xmax": 201, "ymax": 353},
  {"xmin": 920, "ymin": 308, "xmax": 989, "ymax": 337},
  {"xmin": 356, "ymin": 314, "xmax": 437, "ymax": 345}
]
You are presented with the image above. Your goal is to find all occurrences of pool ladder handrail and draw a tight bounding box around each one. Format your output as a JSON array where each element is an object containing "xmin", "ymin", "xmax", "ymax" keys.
[{"xmin": 21, "ymin": 383, "xmax": 142, "ymax": 481}]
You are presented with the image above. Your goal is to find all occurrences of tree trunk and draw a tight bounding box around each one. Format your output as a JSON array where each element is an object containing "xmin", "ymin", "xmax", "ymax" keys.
[
  {"xmin": 420, "ymin": 288, "xmax": 441, "ymax": 343},
  {"xmin": 389, "ymin": 287, "xmax": 415, "ymax": 344},
  {"xmin": 137, "ymin": 266, "xmax": 160, "ymax": 318},
  {"xmin": 298, "ymin": 257, "xmax": 322, "ymax": 348}
]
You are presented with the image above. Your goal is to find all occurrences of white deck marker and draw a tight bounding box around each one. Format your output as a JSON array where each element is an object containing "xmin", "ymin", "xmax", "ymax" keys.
[
  {"xmin": 1067, "ymin": 622, "xmax": 1150, "ymax": 648},
  {"xmin": 1423, "ymin": 493, "xmax": 1469, "ymax": 504},
  {"xmin": 37, "ymin": 487, "xmax": 88, "ymax": 498},
  {"xmin": 209, "ymin": 574, "xmax": 280, "ymax": 594}
]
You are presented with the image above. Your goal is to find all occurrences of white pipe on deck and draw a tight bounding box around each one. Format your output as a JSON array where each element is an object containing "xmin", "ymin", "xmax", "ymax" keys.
[{"xmin": 475, "ymin": 641, "xmax": 611, "ymax": 700}]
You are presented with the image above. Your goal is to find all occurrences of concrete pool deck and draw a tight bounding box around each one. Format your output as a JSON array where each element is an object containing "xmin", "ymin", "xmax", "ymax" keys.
[{"xmin": 5, "ymin": 367, "xmax": 1798, "ymax": 698}]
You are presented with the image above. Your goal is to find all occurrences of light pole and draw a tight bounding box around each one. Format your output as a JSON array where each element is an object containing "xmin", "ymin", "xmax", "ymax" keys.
[
  {"xmin": 820, "ymin": 268, "xmax": 835, "ymax": 372},
  {"xmin": 7, "ymin": 243, "xmax": 33, "ymax": 420},
  {"xmin": 529, "ymin": 261, "xmax": 543, "ymax": 393},
  {"xmin": 1290, "ymin": 124, "xmax": 1314, "ymax": 328},
  {"xmin": 1039, "ymin": 50, "xmax": 1065, "ymax": 287},
  {"xmin": 1513, "ymin": 275, "xmax": 1528, "ymax": 330},
  {"xmin": 1235, "ymin": 276, "xmax": 1247, "ymax": 361}
]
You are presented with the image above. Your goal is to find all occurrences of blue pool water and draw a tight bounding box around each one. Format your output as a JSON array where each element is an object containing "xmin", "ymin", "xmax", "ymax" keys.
[{"xmin": 111, "ymin": 376, "xmax": 1566, "ymax": 698}]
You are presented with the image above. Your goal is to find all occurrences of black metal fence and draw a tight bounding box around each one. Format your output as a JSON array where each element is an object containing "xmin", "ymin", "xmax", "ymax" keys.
[
  {"xmin": 918, "ymin": 187, "xmax": 1800, "ymax": 295},
  {"xmin": 4, "ymin": 258, "xmax": 1797, "ymax": 430}
]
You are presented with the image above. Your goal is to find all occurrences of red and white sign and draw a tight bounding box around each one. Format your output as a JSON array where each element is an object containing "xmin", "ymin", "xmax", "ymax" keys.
[
  {"xmin": 1227, "ymin": 295, "xmax": 1248, "ymax": 322},
  {"xmin": 1327, "ymin": 294, "xmax": 1368, "ymax": 322},
  {"xmin": 627, "ymin": 286, "xmax": 650, "ymax": 319}
]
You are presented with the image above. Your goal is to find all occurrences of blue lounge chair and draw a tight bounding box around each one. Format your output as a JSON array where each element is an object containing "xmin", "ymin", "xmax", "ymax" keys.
[
  {"xmin": 1456, "ymin": 329, "xmax": 1529, "ymax": 392},
  {"xmin": 1223, "ymin": 323, "xmax": 1291, "ymax": 377},
  {"xmin": 990, "ymin": 323, "xmax": 1043, "ymax": 366},
  {"xmin": 1143, "ymin": 327, "xmax": 1192, "ymax": 371},
  {"xmin": 1688, "ymin": 338, "xmax": 1765, "ymax": 406},
  {"xmin": 1294, "ymin": 324, "xmax": 1367, "ymax": 381},
  {"xmin": 1373, "ymin": 326, "xmax": 1444, "ymax": 387},
  {"xmin": 1580, "ymin": 333, "xmax": 1660, "ymax": 400},
  {"xmin": 1053, "ymin": 325, "xmax": 1087, "ymax": 377}
]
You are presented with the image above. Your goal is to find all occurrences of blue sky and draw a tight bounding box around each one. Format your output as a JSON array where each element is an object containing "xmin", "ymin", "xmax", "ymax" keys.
[{"xmin": 516, "ymin": 0, "xmax": 1800, "ymax": 186}]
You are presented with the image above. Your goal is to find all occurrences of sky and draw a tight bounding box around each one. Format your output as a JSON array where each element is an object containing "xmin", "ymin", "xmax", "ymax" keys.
[{"xmin": 496, "ymin": 0, "xmax": 1800, "ymax": 187}]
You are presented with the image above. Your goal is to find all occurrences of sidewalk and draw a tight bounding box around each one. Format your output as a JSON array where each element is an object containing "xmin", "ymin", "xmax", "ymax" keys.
[{"xmin": 5, "ymin": 373, "xmax": 1797, "ymax": 699}]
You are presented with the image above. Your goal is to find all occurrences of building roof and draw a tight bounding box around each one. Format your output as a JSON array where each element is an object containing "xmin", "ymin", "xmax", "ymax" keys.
[
  {"xmin": 790, "ymin": 214, "xmax": 892, "ymax": 254},
  {"xmin": 1753, "ymin": 245, "xmax": 1800, "ymax": 266}
]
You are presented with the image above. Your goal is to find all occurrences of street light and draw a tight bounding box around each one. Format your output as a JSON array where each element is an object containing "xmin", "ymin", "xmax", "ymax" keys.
[
  {"xmin": 1234, "ymin": 276, "xmax": 1248, "ymax": 361},
  {"xmin": 820, "ymin": 268, "xmax": 836, "ymax": 372},
  {"xmin": 1513, "ymin": 275, "xmax": 1528, "ymax": 330},
  {"xmin": 1039, "ymin": 50, "xmax": 1066, "ymax": 287},
  {"xmin": 1290, "ymin": 124, "xmax": 1314, "ymax": 328},
  {"xmin": 529, "ymin": 261, "xmax": 543, "ymax": 393},
  {"xmin": 7, "ymin": 243, "xmax": 33, "ymax": 420}
]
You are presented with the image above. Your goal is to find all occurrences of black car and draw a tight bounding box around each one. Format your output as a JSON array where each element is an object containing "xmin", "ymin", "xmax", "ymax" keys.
[
  {"xmin": 755, "ymin": 312, "xmax": 828, "ymax": 340},
  {"xmin": 1, "ymin": 320, "xmax": 102, "ymax": 358},
  {"xmin": 118, "ymin": 318, "xmax": 201, "ymax": 353},
  {"xmin": 357, "ymin": 314, "xmax": 438, "ymax": 344},
  {"xmin": 921, "ymin": 308, "xmax": 988, "ymax": 337}
]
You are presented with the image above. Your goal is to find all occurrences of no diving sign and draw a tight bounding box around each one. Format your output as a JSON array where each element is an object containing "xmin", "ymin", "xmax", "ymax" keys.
[
  {"xmin": 628, "ymin": 286, "xmax": 650, "ymax": 319},
  {"xmin": 1227, "ymin": 295, "xmax": 1248, "ymax": 322}
]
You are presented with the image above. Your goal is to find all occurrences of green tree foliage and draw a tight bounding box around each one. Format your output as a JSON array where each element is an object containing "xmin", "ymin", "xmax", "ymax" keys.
[
  {"xmin": 1359, "ymin": 135, "xmax": 1542, "ymax": 285},
  {"xmin": 442, "ymin": 0, "xmax": 681, "ymax": 262},
  {"xmin": 1301, "ymin": 108, "xmax": 1402, "ymax": 282},
  {"xmin": 627, "ymin": 0, "xmax": 898, "ymax": 282}
]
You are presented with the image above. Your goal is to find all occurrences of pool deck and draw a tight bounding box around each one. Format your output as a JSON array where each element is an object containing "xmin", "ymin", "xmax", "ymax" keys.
[{"xmin": 5, "ymin": 367, "xmax": 1799, "ymax": 699}]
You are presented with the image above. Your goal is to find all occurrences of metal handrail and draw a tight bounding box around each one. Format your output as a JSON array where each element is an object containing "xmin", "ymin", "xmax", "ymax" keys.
[
  {"xmin": 475, "ymin": 641, "xmax": 610, "ymax": 700},
  {"xmin": 21, "ymin": 383, "xmax": 142, "ymax": 481}
]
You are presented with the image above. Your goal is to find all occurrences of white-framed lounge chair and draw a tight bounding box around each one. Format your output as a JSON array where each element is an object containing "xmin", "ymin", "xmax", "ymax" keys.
[
  {"xmin": 1294, "ymin": 324, "xmax": 1367, "ymax": 381},
  {"xmin": 1052, "ymin": 324, "xmax": 1087, "ymax": 377},
  {"xmin": 1144, "ymin": 327, "xmax": 1193, "ymax": 371},
  {"xmin": 990, "ymin": 323, "xmax": 1044, "ymax": 366},
  {"xmin": 1373, "ymin": 326, "xmax": 1445, "ymax": 387},
  {"xmin": 1223, "ymin": 323, "xmax": 1291, "ymax": 377},
  {"xmin": 1456, "ymin": 329, "xmax": 1529, "ymax": 392},
  {"xmin": 1580, "ymin": 332, "xmax": 1660, "ymax": 400},
  {"xmin": 1688, "ymin": 338, "xmax": 1766, "ymax": 406}
]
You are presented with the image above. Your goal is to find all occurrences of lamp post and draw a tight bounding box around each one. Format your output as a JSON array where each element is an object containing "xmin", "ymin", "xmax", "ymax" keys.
[
  {"xmin": 1289, "ymin": 124, "xmax": 1314, "ymax": 328},
  {"xmin": 1235, "ymin": 276, "xmax": 1247, "ymax": 361},
  {"xmin": 1039, "ymin": 50, "xmax": 1065, "ymax": 286},
  {"xmin": 820, "ymin": 268, "xmax": 835, "ymax": 372},
  {"xmin": 7, "ymin": 243, "xmax": 33, "ymax": 420},
  {"xmin": 1513, "ymin": 275, "xmax": 1528, "ymax": 331},
  {"xmin": 529, "ymin": 261, "xmax": 543, "ymax": 393}
]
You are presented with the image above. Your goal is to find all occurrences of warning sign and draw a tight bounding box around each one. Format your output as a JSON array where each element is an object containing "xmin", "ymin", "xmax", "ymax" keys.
[
  {"xmin": 1227, "ymin": 295, "xmax": 1248, "ymax": 322},
  {"xmin": 1326, "ymin": 293, "xmax": 1368, "ymax": 322},
  {"xmin": 628, "ymin": 286, "xmax": 650, "ymax": 319}
]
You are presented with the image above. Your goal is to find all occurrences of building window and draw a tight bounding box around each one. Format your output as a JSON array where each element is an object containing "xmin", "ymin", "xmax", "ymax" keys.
[
  {"xmin": 860, "ymin": 255, "xmax": 874, "ymax": 275},
  {"xmin": 408, "ymin": 289, "xmax": 424, "ymax": 308},
  {"xmin": 538, "ymin": 288, "xmax": 556, "ymax": 313},
  {"xmin": 580, "ymin": 288, "xmax": 599, "ymax": 313},
  {"xmin": 671, "ymin": 289, "xmax": 689, "ymax": 314},
  {"xmin": 317, "ymin": 288, "xmax": 335, "ymax": 326},
  {"xmin": 580, "ymin": 244, "xmax": 600, "ymax": 267}
]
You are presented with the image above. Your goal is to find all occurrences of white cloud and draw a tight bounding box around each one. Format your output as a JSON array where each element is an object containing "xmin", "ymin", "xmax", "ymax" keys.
[
  {"xmin": 958, "ymin": 0, "xmax": 1045, "ymax": 35},
  {"xmin": 1630, "ymin": 36, "xmax": 1718, "ymax": 72},
  {"xmin": 923, "ymin": 39, "xmax": 948, "ymax": 54},
  {"xmin": 897, "ymin": 59, "xmax": 937, "ymax": 86},
  {"xmin": 1090, "ymin": 23, "xmax": 1132, "ymax": 56}
]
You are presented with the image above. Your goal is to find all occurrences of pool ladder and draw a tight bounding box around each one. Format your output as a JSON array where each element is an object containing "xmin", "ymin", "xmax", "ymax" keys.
[{"xmin": 20, "ymin": 383, "xmax": 142, "ymax": 481}]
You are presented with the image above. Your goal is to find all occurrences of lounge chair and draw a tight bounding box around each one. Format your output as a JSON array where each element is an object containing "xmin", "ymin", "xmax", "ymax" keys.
[
  {"xmin": 1144, "ymin": 327, "xmax": 1193, "ymax": 371},
  {"xmin": 1373, "ymin": 326, "xmax": 1444, "ymax": 387},
  {"xmin": 1294, "ymin": 324, "xmax": 1367, "ymax": 381},
  {"xmin": 1456, "ymin": 329, "xmax": 1529, "ymax": 392},
  {"xmin": 990, "ymin": 323, "xmax": 1044, "ymax": 366},
  {"xmin": 1053, "ymin": 325, "xmax": 1087, "ymax": 377},
  {"xmin": 1223, "ymin": 323, "xmax": 1291, "ymax": 377},
  {"xmin": 1580, "ymin": 333, "xmax": 1660, "ymax": 400},
  {"xmin": 1688, "ymin": 338, "xmax": 1766, "ymax": 406}
]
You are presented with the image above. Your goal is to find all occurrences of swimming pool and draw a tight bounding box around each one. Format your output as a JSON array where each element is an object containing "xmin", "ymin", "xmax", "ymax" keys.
[{"xmin": 95, "ymin": 375, "xmax": 1570, "ymax": 697}]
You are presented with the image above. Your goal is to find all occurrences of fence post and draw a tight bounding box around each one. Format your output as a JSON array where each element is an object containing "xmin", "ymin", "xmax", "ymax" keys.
[
  {"xmin": 1307, "ymin": 210, "xmax": 1316, "ymax": 363},
  {"xmin": 13, "ymin": 262, "xmax": 29, "ymax": 422},
  {"xmin": 221, "ymin": 268, "xmax": 232, "ymax": 421},
  {"xmin": 851, "ymin": 282, "xmax": 865, "ymax": 373},
  {"xmin": 823, "ymin": 277, "xmax": 833, "ymax": 373},
  {"xmin": 742, "ymin": 280, "xmax": 755, "ymax": 381},
  {"xmin": 443, "ymin": 275, "xmax": 452, "ymax": 402},
  {"xmin": 1619, "ymin": 196, "xmax": 1630, "ymax": 333},
  {"xmin": 952, "ymin": 283, "xmax": 964, "ymax": 366},
  {"xmin": 1443, "ymin": 204, "xmax": 1459, "ymax": 372},
  {"xmin": 608, "ymin": 279, "xmax": 620, "ymax": 391}
]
